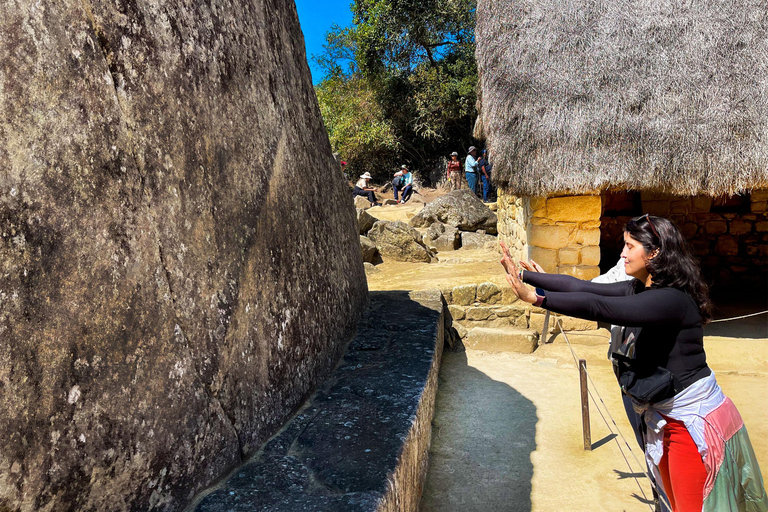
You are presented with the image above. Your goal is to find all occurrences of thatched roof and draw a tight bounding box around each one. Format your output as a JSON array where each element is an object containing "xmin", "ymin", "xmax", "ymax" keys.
[{"xmin": 476, "ymin": 0, "xmax": 768, "ymax": 196}]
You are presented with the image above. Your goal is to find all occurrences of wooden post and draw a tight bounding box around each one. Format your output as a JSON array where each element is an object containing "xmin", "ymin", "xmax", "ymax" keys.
[
  {"xmin": 541, "ymin": 310, "xmax": 550, "ymax": 344},
  {"xmin": 579, "ymin": 359, "xmax": 592, "ymax": 451}
]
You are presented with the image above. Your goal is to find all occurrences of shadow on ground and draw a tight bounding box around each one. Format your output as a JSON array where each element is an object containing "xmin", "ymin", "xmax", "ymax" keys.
[{"xmin": 420, "ymin": 351, "xmax": 537, "ymax": 512}]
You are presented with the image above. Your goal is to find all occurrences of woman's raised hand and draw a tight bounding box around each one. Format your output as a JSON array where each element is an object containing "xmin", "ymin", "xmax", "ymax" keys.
[{"xmin": 499, "ymin": 242, "xmax": 537, "ymax": 304}]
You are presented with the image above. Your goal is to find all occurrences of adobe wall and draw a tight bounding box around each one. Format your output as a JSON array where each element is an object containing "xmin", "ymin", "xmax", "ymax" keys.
[{"xmin": 0, "ymin": 0, "xmax": 367, "ymax": 510}]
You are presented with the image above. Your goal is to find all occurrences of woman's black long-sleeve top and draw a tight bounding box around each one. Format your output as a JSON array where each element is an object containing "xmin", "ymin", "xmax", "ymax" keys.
[{"xmin": 522, "ymin": 272, "xmax": 711, "ymax": 390}]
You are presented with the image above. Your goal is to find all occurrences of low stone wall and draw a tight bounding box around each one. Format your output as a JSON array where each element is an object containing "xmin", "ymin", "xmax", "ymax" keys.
[{"xmin": 189, "ymin": 290, "xmax": 444, "ymax": 511}]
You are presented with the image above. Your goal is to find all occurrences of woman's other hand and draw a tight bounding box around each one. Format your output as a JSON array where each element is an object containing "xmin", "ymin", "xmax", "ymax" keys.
[{"xmin": 519, "ymin": 259, "xmax": 545, "ymax": 273}]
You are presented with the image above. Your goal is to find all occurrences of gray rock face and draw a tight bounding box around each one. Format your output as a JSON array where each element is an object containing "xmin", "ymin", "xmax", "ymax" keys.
[
  {"xmin": 0, "ymin": 1, "xmax": 367, "ymax": 511},
  {"xmin": 461, "ymin": 231, "xmax": 498, "ymax": 250},
  {"xmin": 423, "ymin": 222, "xmax": 460, "ymax": 252},
  {"xmin": 367, "ymin": 221, "xmax": 434, "ymax": 263},
  {"xmin": 356, "ymin": 208, "xmax": 377, "ymax": 235},
  {"xmin": 410, "ymin": 189, "xmax": 498, "ymax": 233},
  {"xmin": 360, "ymin": 236, "xmax": 381, "ymax": 264}
]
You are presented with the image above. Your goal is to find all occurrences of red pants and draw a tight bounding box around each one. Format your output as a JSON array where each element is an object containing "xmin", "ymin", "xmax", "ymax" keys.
[{"xmin": 658, "ymin": 417, "xmax": 707, "ymax": 512}]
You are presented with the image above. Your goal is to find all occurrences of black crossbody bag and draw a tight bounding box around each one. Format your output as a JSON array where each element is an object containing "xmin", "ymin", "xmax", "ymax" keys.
[{"xmin": 611, "ymin": 352, "xmax": 678, "ymax": 403}]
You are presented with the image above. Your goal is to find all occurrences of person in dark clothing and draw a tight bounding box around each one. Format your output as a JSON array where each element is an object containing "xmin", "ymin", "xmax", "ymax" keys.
[{"xmin": 500, "ymin": 215, "xmax": 766, "ymax": 512}]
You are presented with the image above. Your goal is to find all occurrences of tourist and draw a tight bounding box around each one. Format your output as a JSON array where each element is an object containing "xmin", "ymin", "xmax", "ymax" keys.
[
  {"xmin": 446, "ymin": 152, "xmax": 461, "ymax": 190},
  {"xmin": 501, "ymin": 215, "xmax": 766, "ymax": 512},
  {"xmin": 479, "ymin": 149, "xmax": 493, "ymax": 202},
  {"xmin": 394, "ymin": 164, "xmax": 413, "ymax": 204},
  {"xmin": 465, "ymin": 146, "xmax": 479, "ymax": 196},
  {"xmin": 353, "ymin": 172, "xmax": 381, "ymax": 206},
  {"xmin": 520, "ymin": 256, "xmax": 669, "ymax": 511}
]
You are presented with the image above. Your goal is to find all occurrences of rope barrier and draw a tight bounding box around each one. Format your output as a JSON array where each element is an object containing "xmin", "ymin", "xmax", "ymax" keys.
[
  {"xmin": 711, "ymin": 310, "xmax": 768, "ymax": 323},
  {"xmin": 552, "ymin": 315, "xmax": 673, "ymax": 512}
]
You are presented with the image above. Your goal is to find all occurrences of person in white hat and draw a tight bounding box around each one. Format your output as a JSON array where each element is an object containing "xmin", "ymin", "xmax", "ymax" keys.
[{"xmin": 353, "ymin": 172, "xmax": 381, "ymax": 206}]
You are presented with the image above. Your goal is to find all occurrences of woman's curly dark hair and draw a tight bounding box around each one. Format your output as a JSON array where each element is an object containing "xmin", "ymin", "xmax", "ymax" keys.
[{"xmin": 625, "ymin": 214, "xmax": 713, "ymax": 323}]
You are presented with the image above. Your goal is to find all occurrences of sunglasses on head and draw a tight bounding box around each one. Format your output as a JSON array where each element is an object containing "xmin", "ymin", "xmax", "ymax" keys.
[{"xmin": 644, "ymin": 213, "xmax": 660, "ymax": 239}]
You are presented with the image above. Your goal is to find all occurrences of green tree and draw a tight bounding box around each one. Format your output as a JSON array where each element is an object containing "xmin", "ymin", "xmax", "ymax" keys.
[{"xmin": 314, "ymin": 0, "xmax": 478, "ymax": 184}]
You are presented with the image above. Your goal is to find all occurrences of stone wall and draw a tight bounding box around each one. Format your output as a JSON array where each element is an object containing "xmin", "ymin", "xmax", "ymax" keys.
[
  {"xmin": 602, "ymin": 190, "xmax": 768, "ymax": 291},
  {"xmin": 495, "ymin": 191, "xmax": 528, "ymax": 263},
  {"xmin": 0, "ymin": 1, "xmax": 367, "ymax": 510},
  {"xmin": 496, "ymin": 192, "xmax": 601, "ymax": 278},
  {"xmin": 526, "ymin": 195, "xmax": 601, "ymax": 279}
]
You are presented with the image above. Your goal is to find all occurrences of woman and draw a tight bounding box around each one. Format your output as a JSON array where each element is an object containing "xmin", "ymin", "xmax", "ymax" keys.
[
  {"xmin": 352, "ymin": 172, "xmax": 381, "ymax": 206},
  {"xmin": 501, "ymin": 214, "xmax": 766, "ymax": 512},
  {"xmin": 446, "ymin": 152, "xmax": 461, "ymax": 190}
]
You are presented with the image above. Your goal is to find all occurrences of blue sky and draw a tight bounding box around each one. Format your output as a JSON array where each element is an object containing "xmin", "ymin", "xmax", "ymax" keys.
[{"xmin": 295, "ymin": 0, "xmax": 354, "ymax": 84}]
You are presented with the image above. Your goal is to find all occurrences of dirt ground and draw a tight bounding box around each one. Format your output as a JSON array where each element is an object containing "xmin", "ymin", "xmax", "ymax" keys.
[{"xmin": 362, "ymin": 197, "xmax": 768, "ymax": 512}]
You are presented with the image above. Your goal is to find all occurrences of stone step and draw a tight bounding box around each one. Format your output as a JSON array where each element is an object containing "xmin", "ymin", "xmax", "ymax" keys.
[{"xmin": 463, "ymin": 327, "xmax": 539, "ymax": 354}]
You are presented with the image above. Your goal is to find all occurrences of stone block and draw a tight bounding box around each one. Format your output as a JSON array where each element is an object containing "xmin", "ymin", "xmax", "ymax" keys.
[
  {"xmin": 494, "ymin": 306, "xmax": 525, "ymax": 318},
  {"xmin": 439, "ymin": 285, "xmax": 453, "ymax": 303},
  {"xmin": 545, "ymin": 196, "xmax": 601, "ymax": 223},
  {"xmin": 706, "ymin": 221, "xmax": 728, "ymax": 235},
  {"xmin": 751, "ymin": 202, "xmax": 767, "ymax": 213},
  {"xmin": 453, "ymin": 321, "xmax": 468, "ymax": 339},
  {"xmin": 529, "ymin": 313, "xmax": 554, "ymax": 334},
  {"xmin": 558, "ymin": 265, "xmax": 600, "ymax": 280},
  {"xmin": 466, "ymin": 307, "xmax": 494, "ymax": 321},
  {"xmin": 573, "ymin": 228, "xmax": 600, "ymax": 246},
  {"xmin": 751, "ymin": 189, "xmax": 768, "ymax": 202},
  {"xmin": 529, "ymin": 224, "xmax": 572, "ymax": 250},
  {"xmin": 729, "ymin": 220, "xmax": 753, "ymax": 236},
  {"xmin": 452, "ymin": 284, "xmax": 477, "ymax": 306},
  {"xmin": 464, "ymin": 328, "xmax": 538, "ymax": 353},
  {"xmin": 756, "ymin": 221, "xmax": 768, "ymax": 232},
  {"xmin": 681, "ymin": 223, "xmax": 699, "ymax": 239},
  {"xmin": 559, "ymin": 248, "xmax": 580, "ymax": 265},
  {"xmin": 581, "ymin": 246, "xmax": 601, "ymax": 266},
  {"xmin": 691, "ymin": 196, "xmax": 712, "ymax": 213},
  {"xmin": 476, "ymin": 282, "xmax": 502, "ymax": 304},
  {"xmin": 714, "ymin": 237, "xmax": 739, "ymax": 256},
  {"xmin": 530, "ymin": 197, "xmax": 547, "ymax": 216},
  {"xmin": 514, "ymin": 314, "xmax": 529, "ymax": 328},
  {"xmin": 528, "ymin": 246, "xmax": 559, "ymax": 273},
  {"xmin": 642, "ymin": 200, "xmax": 671, "ymax": 216},
  {"xmin": 582, "ymin": 220, "xmax": 602, "ymax": 229},
  {"xmin": 447, "ymin": 305, "xmax": 465, "ymax": 320},
  {"xmin": 691, "ymin": 240, "xmax": 710, "ymax": 256},
  {"xmin": 354, "ymin": 195, "xmax": 372, "ymax": 209},
  {"xmin": 555, "ymin": 315, "xmax": 598, "ymax": 331},
  {"xmin": 549, "ymin": 328, "xmax": 611, "ymax": 346}
]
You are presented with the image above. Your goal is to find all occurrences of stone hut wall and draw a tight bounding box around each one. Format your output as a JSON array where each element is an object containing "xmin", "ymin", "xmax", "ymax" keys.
[
  {"xmin": 497, "ymin": 191, "xmax": 601, "ymax": 279},
  {"xmin": 496, "ymin": 191, "xmax": 528, "ymax": 263},
  {"xmin": 0, "ymin": 1, "xmax": 367, "ymax": 510},
  {"xmin": 601, "ymin": 190, "xmax": 768, "ymax": 291}
]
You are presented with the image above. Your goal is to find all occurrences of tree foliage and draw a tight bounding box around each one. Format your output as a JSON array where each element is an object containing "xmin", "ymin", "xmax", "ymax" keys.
[{"xmin": 313, "ymin": 0, "xmax": 478, "ymax": 184}]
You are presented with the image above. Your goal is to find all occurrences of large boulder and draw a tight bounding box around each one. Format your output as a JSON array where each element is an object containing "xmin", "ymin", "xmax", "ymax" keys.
[
  {"xmin": 410, "ymin": 189, "xmax": 498, "ymax": 233},
  {"xmin": 423, "ymin": 222, "xmax": 460, "ymax": 252},
  {"xmin": 0, "ymin": 1, "xmax": 367, "ymax": 511},
  {"xmin": 367, "ymin": 221, "xmax": 434, "ymax": 263},
  {"xmin": 461, "ymin": 231, "xmax": 498, "ymax": 250},
  {"xmin": 356, "ymin": 208, "xmax": 377, "ymax": 235}
]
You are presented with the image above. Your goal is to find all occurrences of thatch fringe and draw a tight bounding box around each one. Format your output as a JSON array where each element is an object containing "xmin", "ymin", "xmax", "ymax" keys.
[{"xmin": 476, "ymin": 0, "xmax": 768, "ymax": 196}]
